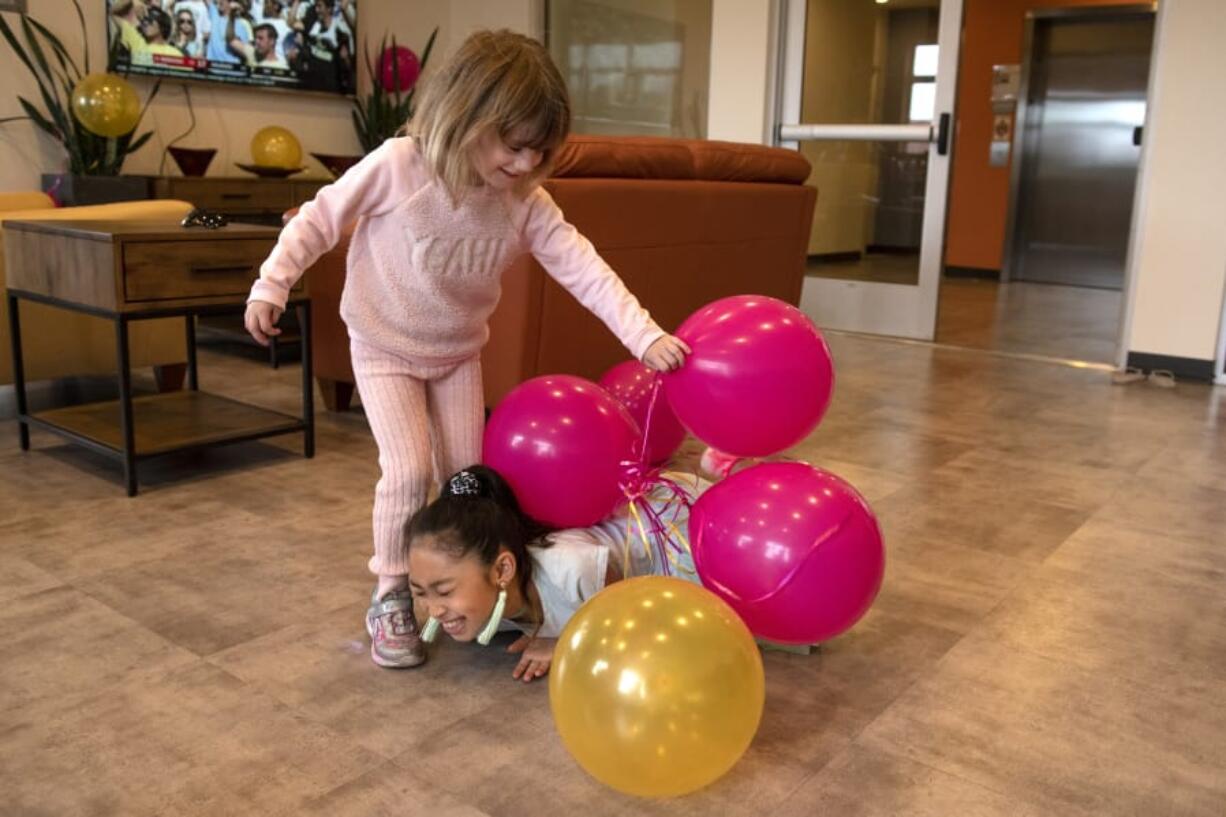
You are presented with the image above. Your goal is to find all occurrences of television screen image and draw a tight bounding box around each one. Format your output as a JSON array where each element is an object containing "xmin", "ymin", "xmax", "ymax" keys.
[{"xmin": 106, "ymin": 0, "xmax": 356, "ymax": 96}]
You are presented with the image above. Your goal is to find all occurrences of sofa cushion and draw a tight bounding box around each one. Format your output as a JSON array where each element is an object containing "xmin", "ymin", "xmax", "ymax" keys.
[{"xmin": 551, "ymin": 135, "xmax": 811, "ymax": 185}]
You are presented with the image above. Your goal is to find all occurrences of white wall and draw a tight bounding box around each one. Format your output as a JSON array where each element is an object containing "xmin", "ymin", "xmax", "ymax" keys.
[
  {"xmin": 706, "ymin": 0, "xmax": 774, "ymax": 143},
  {"xmin": 1123, "ymin": 0, "xmax": 1226, "ymax": 365}
]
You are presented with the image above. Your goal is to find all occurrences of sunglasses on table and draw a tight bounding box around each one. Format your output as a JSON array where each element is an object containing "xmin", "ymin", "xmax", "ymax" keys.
[{"xmin": 181, "ymin": 208, "xmax": 229, "ymax": 229}]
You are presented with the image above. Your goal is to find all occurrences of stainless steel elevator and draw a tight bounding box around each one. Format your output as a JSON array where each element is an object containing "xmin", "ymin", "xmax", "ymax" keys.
[{"xmin": 1006, "ymin": 7, "xmax": 1155, "ymax": 290}]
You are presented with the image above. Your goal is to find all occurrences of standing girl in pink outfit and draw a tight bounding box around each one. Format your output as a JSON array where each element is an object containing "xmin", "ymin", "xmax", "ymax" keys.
[{"xmin": 244, "ymin": 29, "xmax": 690, "ymax": 669}]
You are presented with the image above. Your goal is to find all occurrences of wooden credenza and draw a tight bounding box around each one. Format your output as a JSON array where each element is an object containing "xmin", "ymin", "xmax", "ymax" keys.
[{"xmin": 151, "ymin": 176, "xmax": 326, "ymax": 225}]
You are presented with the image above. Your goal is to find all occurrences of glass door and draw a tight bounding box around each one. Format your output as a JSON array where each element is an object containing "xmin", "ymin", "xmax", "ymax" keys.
[{"xmin": 776, "ymin": 0, "xmax": 963, "ymax": 340}]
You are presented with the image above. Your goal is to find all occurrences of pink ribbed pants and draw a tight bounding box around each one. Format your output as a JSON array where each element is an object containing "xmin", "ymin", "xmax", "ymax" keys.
[{"xmin": 350, "ymin": 339, "xmax": 484, "ymax": 583}]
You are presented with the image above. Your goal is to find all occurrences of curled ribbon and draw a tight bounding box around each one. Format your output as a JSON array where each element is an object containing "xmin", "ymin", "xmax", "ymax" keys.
[{"xmin": 617, "ymin": 377, "xmax": 696, "ymax": 578}]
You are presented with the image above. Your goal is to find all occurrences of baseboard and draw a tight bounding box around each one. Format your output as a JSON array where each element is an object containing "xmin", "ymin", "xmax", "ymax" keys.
[
  {"xmin": 807, "ymin": 251, "xmax": 863, "ymax": 264},
  {"xmin": 1126, "ymin": 352, "xmax": 1216, "ymax": 382},
  {"xmin": 944, "ymin": 265, "xmax": 1001, "ymax": 281}
]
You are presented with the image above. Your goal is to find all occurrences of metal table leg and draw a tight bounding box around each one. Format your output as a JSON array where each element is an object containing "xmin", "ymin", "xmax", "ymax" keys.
[
  {"xmin": 185, "ymin": 313, "xmax": 199, "ymax": 391},
  {"xmin": 115, "ymin": 316, "xmax": 138, "ymax": 496},
  {"xmin": 7, "ymin": 293, "xmax": 29, "ymax": 451}
]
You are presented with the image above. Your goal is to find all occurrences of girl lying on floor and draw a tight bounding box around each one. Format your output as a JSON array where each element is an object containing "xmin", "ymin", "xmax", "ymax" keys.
[{"xmin": 405, "ymin": 464, "xmax": 714, "ymax": 682}]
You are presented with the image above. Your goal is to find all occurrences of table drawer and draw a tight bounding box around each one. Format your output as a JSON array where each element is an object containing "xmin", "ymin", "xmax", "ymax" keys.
[{"xmin": 122, "ymin": 239, "xmax": 291, "ymax": 303}]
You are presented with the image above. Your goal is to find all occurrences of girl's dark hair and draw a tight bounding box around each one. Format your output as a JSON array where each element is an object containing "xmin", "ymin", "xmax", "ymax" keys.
[{"xmin": 406, "ymin": 465, "xmax": 552, "ymax": 614}]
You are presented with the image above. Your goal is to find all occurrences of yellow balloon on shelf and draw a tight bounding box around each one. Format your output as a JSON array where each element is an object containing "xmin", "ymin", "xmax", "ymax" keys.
[
  {"xmin": 251, "ymin": 126, "xmax": 303, "ymax": 169},
  {"xmin": 549, "ymin": 577, "xmax": 765, "ymax": 798},
  {"xmin": 71, "ymin": 73, "xmax": 141, "ymax": 138}
]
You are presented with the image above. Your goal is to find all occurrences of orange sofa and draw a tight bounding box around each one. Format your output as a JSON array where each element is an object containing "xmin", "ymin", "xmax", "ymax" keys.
[{"xmin": 298, "ymin": 136, "xmax": 816, "ymax": 411}]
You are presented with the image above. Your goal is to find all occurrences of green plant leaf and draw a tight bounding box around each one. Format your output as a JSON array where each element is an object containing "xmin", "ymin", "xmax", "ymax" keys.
[
  {"xmin": 71, "ymin": 0, "xmax": 89, "ymax": 74},
  {"xmin": 17, "ymin": 96, "xmax": 60, "ymax": 140},
  {"xmin": 420, "ymin": 27, "xmax": 438, "ymax": 72},
  {"xmin": 20, "ymin": 16, "xmax": 59, "ymax": 91},
  {"xmin": 0, "ymin": 15, "xmax": 41, "ymax": 85},
  {"xmin": 27, "ymin": 16, "xmax": 81, "ymax": 81},
  {"xmin": 125, "ymin": 129, "xmax": 154, "ymax": 157}
]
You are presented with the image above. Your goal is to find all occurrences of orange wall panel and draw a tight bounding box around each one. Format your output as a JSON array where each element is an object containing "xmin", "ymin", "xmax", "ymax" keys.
[{"xmin": 945, "ymin": 0, "xmax": 1147, "ymax": 271}]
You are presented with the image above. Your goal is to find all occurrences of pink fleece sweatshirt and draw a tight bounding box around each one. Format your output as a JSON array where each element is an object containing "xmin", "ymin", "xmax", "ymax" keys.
[{"xmin": 249, "ymin": 136, "xmax": 665, "ymax": 364}]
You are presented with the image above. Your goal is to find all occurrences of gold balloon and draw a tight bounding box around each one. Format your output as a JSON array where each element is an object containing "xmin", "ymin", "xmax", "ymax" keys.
[
  {"xmin": 71, "ymin": 73, "xmax": 141, "ymax": 138},
  {"xmin": 549, "ymin": 577, "xmax": 765, "ymax": 798},
  {"xmin": 250, "ymin": 126, "xmax": 303, "ymax": 169}
]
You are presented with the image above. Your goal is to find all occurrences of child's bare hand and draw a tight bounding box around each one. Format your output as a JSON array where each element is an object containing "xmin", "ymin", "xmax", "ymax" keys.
[
  {"xmin": 642, "ymin": 334, "xmax": 691, "ymax": 372},
  {"xmin": 244, "ymin": 300, "xmax": 284, "ymax": 346},
  {"xmin": 508, "ymin": 635, "xmax": 556, "ymax": 683}
]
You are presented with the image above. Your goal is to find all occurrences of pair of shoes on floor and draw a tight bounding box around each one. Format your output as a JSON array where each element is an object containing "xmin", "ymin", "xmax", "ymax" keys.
[
  {"xmin": 365, "ymin": 588, "xmax": 427, "ymax": 668},
  {"xmin": 1111, "ymin": 367, "xmax": 1176, "ymax": 388}
]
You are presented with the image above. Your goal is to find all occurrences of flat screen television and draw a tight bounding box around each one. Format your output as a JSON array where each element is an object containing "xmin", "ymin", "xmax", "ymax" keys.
[{"xmin": 106, "ymin": 0, "xmax": 356, "ymax": 96}]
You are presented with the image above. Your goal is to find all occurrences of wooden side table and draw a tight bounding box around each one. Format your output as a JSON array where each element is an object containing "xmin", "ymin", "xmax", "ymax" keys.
[{"xmin": 3, "ymin": 219, "xmax": 313, "ymax": 496}]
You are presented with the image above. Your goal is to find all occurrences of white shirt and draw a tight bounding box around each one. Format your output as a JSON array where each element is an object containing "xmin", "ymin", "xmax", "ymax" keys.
[
  {"xmin": 308, "ymin": 14, "xmax": 350, "ymax": 51},
  {"xmin": 512, "ymin": 472, "xmax": 708, "ymax": 638}
]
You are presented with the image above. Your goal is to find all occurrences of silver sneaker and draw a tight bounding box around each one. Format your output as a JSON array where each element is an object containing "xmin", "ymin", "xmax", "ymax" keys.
[{"xmin": 365, "ymin": 589, "xmax": 426, "ymax": 668}]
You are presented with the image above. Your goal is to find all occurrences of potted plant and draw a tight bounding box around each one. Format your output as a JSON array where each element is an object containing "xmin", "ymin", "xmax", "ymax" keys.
[
  {"xmin": 0, "ymin": 0, "xmax": 160, "ymax": 205},
  {"xmin": 351, "ymin": 28, "xmax": 437, "ymax": 155}
]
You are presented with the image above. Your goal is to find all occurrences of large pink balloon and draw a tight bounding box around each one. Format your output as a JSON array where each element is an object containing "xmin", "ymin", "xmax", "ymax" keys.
[
  {"xmin": 484, "ymin": 375, "xmax": 640, "ymax": 528},
  {"xmin": 689, "ymin": 461, "xmax": 884, "ymax": 644},
  {"xmin": 379, "ymin": 45, "xmax": 420, "ymax": 92},
  {"xmin": 598, "ymin": 360, "xmax": 687, "ymax": 466},
  {"xmin": 664, "ymin": 296, "xmax": 834, "ymax": 458}
]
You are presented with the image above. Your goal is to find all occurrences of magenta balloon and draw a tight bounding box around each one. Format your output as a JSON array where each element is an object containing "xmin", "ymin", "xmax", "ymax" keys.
[
  {"xmin": 379, "ymin": 45, "xmax": 420, "ymax": 92},
  {"xmin": 597, "ymin": 360, "xmax": 687, "ymax": 466},
  {"xmin": 484, "ymin": 375, "xmax": 640, "ymax": 528},
  {"xmin": 664, "ymin": 295, "xmax": 834, "ymax": 458},
  {"xmin": 689, "ymin": 461, "xmax": 884, "ymax": 644}
]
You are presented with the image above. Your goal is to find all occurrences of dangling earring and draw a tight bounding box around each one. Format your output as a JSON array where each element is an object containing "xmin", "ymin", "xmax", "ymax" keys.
[
  {"xmin": 477, "ymin": 583, "xmax": 508, "ymax": 646},
  {"xmin": 420, "ymin": 616, "xmax": 440, "ymax": 643}
]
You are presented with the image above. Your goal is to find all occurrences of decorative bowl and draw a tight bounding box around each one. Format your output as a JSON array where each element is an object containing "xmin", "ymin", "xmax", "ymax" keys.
[
  {"xmin": 235, "ymin": 162, "xmax": 306, "ymax": 178},
  {"xmin": 310, "ymin": 152, "xmax": 362, "ymax": 178},
  {"xmin": 168, "ymin": 146, "xmax": 217, "ymax": 177}
]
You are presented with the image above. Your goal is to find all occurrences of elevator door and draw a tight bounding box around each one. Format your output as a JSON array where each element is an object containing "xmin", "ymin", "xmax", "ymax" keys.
[{"xmin": 1008, "ymin": 11, "xmax": 1154, "ymax": 290}]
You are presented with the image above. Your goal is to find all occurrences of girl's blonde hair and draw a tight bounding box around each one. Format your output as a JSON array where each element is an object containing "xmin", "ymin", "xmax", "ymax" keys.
[{"xmin": 408, "ymin": 30, "xmax": 571, "ymax": 198}]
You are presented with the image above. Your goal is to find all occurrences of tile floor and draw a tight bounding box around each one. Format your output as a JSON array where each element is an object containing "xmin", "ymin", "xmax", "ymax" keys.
[
  {"xmin": 806, "ymin": 254, "xmax": 1123, "ymax": 363},
  {"xmin": 1, "ymin": 333, "xmax": 1223, "ymax": 816}
]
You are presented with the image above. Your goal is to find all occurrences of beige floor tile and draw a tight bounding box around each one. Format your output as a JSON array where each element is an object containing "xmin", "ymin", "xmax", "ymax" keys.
[
  {"xmin": 1044, "ymin": 517, "xmax": 1225, "ymax": 593},
  {"xmin": 0, "ymin": 586, "xmax": 197, "ymax": 716},
  {"xmin": 872, "ymin": 477, "xmax": 1092, "ymax": 562},
  {"xmin": 1136, "ymin": 431, "xmax": 1226, "ymax": 493},
  {"xmin": 1092, "ymin": 475, "xmax": 1226, "ymax": 544},
  {"xmin": 772, "ymin": 453, "xmax": 910, "ymax": 504},
  {"xmin": 975, "ymin": 412, "xmax": 1168, "ymax": 474},
  {"xmin": 0, "ymin": 662, "xmax": 382, "ymax": 817},
  {"xmin": 974, "ymin": 560, "xmax": 1226, "ymax": 699},
  {"xmin": 210, "ymin": 606, "xmax": 519, "ymax": 760},
  {"xmin": 396, "ymin": 694, "xmax": 830, "ymax": 817},
  {"xmin": 2, "ymin": 497, "xmax": 269, "ymax": 582},
  {"xmin": 293, "ymin": 763, "xmax": 493, "ymax": 817},
  {"xmin": 929, "ymin": 447, "xmax": 1129, "ymax": 512},
  {"xmin": 859, "ymin": 639, "xmax": 1226, "ymax": 816},
  {"xmin": 0, "ymin": 554, "xmax": 61, "ymax": 604},
  {"xmin": 3, "ymin": 332, "xmax": 1224, "ymax": 815},
  {"xmin": 75, "ymin": 524, "xmax": 371, "ymax": 656},
  {"xmin": 776, "ymin": 745, "xmax": 1078, "ymax": 817},
  {"xmin": 795, "ymin": 424, "xmax": 974, "ymax": 478},
  {"xmin": 872, "ymin": 539, "xmax": 1036, "ymax": 633}
]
